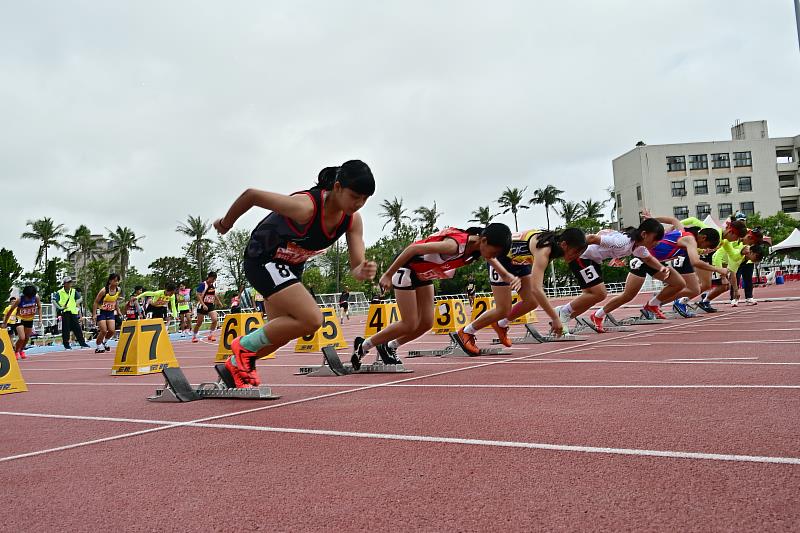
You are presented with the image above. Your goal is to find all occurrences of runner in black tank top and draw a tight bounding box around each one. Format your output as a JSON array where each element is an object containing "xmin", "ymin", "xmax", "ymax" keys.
[{"xmin": 212, "ymin": 160, "xmax": 377, "ymax": 388}]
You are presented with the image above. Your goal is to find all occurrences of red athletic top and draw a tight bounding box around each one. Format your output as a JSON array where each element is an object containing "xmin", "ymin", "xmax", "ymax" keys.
[{"xmin": 405, "ymin": 228, "xmax": 479, "ymax": 281}]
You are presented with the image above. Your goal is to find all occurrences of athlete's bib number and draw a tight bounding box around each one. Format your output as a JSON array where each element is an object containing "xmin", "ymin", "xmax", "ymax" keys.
[
  {"xmin": 392, "ymin": 268, "xmax": 413, "ymax": 288},
  {"xmin": 711, "ymin": 270, "xmax": 720, "ymax": 281},
  {"xmin": 579, "ymin": 265, "xmax": 599, "ymax": 284},
  {"xmin": 302, "ymin": 309, "xmax": 339, "ymax": 342},
  {"xmin": 671, "ymin": 256, "xmax": 686, "ymax": 268},
  {"xmin": 101, "ymin": 302, "xmax": 115, "ymax": 311},
  {"xmin": 629, "ymin": 258, "xmax": 643, "ymax": 271},
  {"xmin": 265, "ymin": 262, "xmax": 297, "ymax": 285},
  {"xmin": 203, "ymin": 294, "xmax": 215, "ymax": 303},
  {"xmin": 488, "ymin": 265, "xmax": 502, "ymax": 284}
]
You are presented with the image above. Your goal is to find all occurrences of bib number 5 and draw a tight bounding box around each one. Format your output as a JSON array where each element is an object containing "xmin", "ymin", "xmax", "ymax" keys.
[{"xmin": 579, "ymin": 265, "xmax": 599, "ymax": 284}]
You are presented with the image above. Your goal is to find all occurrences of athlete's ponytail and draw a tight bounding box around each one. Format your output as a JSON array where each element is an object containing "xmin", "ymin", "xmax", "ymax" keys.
[
  {"xmin": 314, "ymin": 160, "xmax": 375, "ymax": 196},
  {"xmin": 536, "ymin": 228, "xmax": 586, "ymax": 259},
  {"xmin": 625, "ymin": 218, "xmax": 664, "ymax": 244}
]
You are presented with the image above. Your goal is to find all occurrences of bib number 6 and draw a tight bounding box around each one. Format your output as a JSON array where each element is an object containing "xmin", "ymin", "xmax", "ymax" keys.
[{"xmin": 488, "ymin": 265, "xmax": 502, "ymax": 284}]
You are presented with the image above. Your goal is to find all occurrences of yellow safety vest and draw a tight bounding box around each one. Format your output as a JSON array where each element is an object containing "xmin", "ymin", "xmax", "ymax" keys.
[{"xmin": 57, "ymin": 288, "xmax": 78, "ymax": 314}]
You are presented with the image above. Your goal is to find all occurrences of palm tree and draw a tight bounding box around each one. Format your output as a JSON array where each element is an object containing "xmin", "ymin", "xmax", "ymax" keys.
[
  {"xmin": 413, "ymin": 202, "xmax": 443, "ymax": 238},
  {"xmin": 581, "ymin": 198, "xmax": 608, "ymax": 221},
  {"xmin": 555, "ymin": 201, "xmax": 584, "ymax": 226},
  {"xmin": 176, "ymin": 216, "xmax": 213, "ymax": 277},
  {"xmin": 107, "ymin": 226, "xmax": 144, "ymax": 292},
  {"xmin": 64, "ymin": 225, "xmax": 103, "ymax": 302},
  {"xmin": 468, "ymin": 206, "xmax": 496, "ymax": 226},
  {"xmin": 530, "ymin": 185, "xmax": 565, "ymax": 231},
  {"xmin": 379, "ymin": 197, "xmax": 411, "ymax": 231},
  {"xmin": 21, "ymin": 217, "xmax": 67, "ymax": 268},
  {"xmin": 496, "ymin": 187, "xmax": 529, "ymax": 232}
]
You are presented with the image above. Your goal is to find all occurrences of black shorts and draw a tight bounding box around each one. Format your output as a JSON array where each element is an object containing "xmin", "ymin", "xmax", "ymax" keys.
[
  {"xmin": 20, "ymin": 319, "xmax": 34, "ymax": 329},
  {"xmin": 489, "ymin": 256, "xmax": 532, "ymax": 286},
  {"xmin": 569, "ymin": 259, "xmax": 603, "ymax": 289},
  {"xmin": 97, "ymin": 310, "xmax": 115, "ymax": 321},
  {"xmin": 197, "ymin": 303, "xmax": 216, "ymax": 315},
  {"xmin": 339, "ymin": 301, "xmax": 349, "ymax": 310},
  {"xmin": 669, "ymin": 254, "xmax": 695, "ymax": 274},
  {"xmin": 628, "ymin": 257, "xmax": 661, "ymax": 278},
  {"xmin": 147, "ymin": 305, "xmax": 168, "ymax": 320},
  {"xmin": 392, "ymin": 266, "xmax": 433, "ymax": 290},
  {"xmin": 244, "ymin": 258, "xmax": 305, "ymax": 299},
  {"xmin": 7, "ymin": 325, "xmax": 17, "ymax": 336},
  {"xmin": 700, "ymin": 253, "xmax": 714, "ymax": 264}
]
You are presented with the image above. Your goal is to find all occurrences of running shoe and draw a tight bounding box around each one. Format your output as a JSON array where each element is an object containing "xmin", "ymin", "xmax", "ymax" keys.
[
  {"xmin": 103, "ymin": 343, "xmax": 110, "ymax": 351},
  {"xmin": 643, "ymin": 304, "xmax": 667, "ymax": 320},
  {"xmin": 79, "ymin": 343, "xmax": 91, "ymax": 348},
  {"xmin": 554, "ymin": 306, "xmax": 571, "ymax": 335},
  {"xmin": 672, "ymin": 300, "xmax": 695, "ymax": 318},
  {"xmin": 730, "ymin": 299, "xmax": 739, "ymax": 307},
  {"xmin": 191, "ymin": 337, "xmax": 199, "ymax": 343},
  {"xmin": 95, "ymin": 347, "xmax": 105, "ymax": 354},
  {"xmin": 375, "ymin": 343, "xmax": 402, "ymax": 364},
  {"xmin": 589, "ymin": 311, "xmax": 605, "ymax": 333},
  {"xmin": 695, "ymin": 300, "xmax": 717, "ymax": 313},
  {"xmin": 351, "ymin": 336, "xmax": 365, "ymax": 371},
  {"xmin": 746, "ymin": 298, "xmax": 758, "ymax": 306},
  {"xmin": 231, "ymin": 337, "xmax": 255, "ymax": 373},
  {"xmin": 224, "ymin": 355, "xmax": 254, "ymax": 388},
  {"xmin": 206, "ymin": 335, "xmax": 216, "ymax": 342},
  {"xmin": 491, "ymin": 322, "xmax": 512, "ymax": 347},
  {"xmin": 454, "ymin": 328, "xmax": 480, "ymax": 356},
  {"xmin": 19, "ymin": 351, "xmax": 26, "ymax": 359}
]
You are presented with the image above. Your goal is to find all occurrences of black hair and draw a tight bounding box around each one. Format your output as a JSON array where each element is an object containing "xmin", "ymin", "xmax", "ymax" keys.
[
  {"xmin": 105, "ymin": 273, "xmax": 120, "ymax": 293},
  {"xmin": 692, "ymin": 227, "xmax": 720, "ymax": 248},
  {"xmin": 22, "ymin": 285, "xmax": 37, "ymax": 298},
  {"xmin": 728, "ymin": 220, "xmax": 747, "ymax": 239},
  {"xmin": 134, "ymin": 285, "xmax": 144, "ymax": 292},
  {"xmin": 315, "ymin": 160, "xmax": 375, "ymax": 196},
  {"xmin": 537, "ymin": 228, "xmax": 587, "ymax": 259},
  {"xmin": 748, "ymin": 244, "xmax": 765, "ymax": 262},
  {"xmin": 206, "ymin": 272, "xmax": 217, "ymax": 279},
  {"xmin": 625, "ymin": 218, "xmax": 664, "ymax": 243},
  {"xmin": 466, "ymin": 223, "xmax": 512, "ymax": 256},
  {"xmin": 165, "ymin": 282, "xmax": 177, "ymax": 292}
]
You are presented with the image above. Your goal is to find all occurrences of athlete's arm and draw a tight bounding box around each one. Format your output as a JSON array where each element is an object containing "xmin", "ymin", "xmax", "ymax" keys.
[
  {"xmin": 379, "ymin": 239, "xmax": 458, "ymax": 289},
  {"xmin": 654, "ymin": 216, "xmax": 684, "ymax": 230},
  {"xmin": 169, "ymin": 295, "xmax": 177, "ymax": 317},
  {"xmin": 681, "ymin": 237, "xmax": 728, "ymax": 277},
  {"xmin": 642, "ymin": 254, "xmax": 670, "ymax": 278},
  {"xmin": 530, "ymin": 249, "xmax": 564, "ymax": 336},
  {"xmin": 485, "ymin": 257, "xmax": 522, "ymax": 291},
  {"xmin": 345, "ymin": 214, "xmax": 377, "ymax": 281},
  {"xmin": 138, "ymin": 290, "xmax": 158, "ymax": 299},
  {"xmin": 36, "ymin": 296, "xmax": 43, "ymax": 327},
  {"xmin": 214, "ymin": 189, "xmax": 315, "ymax": 234},
  {"xmin": 93, "ymin": 288, "xmax": 106, "ymax": 317},
  {"xmin": 585, "ymin": 234, "xmax": 601, "ymax": 245}
]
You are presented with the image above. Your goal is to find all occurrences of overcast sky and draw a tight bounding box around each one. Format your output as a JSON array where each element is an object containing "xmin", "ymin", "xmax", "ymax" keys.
[{"xmin": 2, "ymin": 0, "xmax": 799, "ymax": 273}]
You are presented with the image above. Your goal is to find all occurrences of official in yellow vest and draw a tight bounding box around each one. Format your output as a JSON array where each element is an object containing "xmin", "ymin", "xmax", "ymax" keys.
[{"xmin": 56, "ymin": 277, "xmax": 89, "ymax": 350}]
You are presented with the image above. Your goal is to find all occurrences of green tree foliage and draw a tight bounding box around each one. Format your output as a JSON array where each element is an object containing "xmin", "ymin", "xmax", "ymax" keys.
[
  {"xmin": 214, "ymin": 229, "xmax": 250, "ymax": 289},
  {"xmin": 745, "ymin": 212, "xmax": 800, "ymax": 249},
  {"xmin": 379, "ymin": 197, "xmax": 411, "ymax": 232},
  {"xmin": 530, "ymin": 185, "xmax": 564, "ymax": 230},
  {"xmin": 497, "ymin": 187, "xmax": 529, "ymax": 232},
  {"xmin": 85, "ymin": 259, "xmax": 112, "ymax": 306},
  {"xmin": 122, "ymin": 266, "xmax": 153, "ymax": 292},
  {"xmin": 176, "ymin": 215, "xmax": 215, "ymax": 278},
  {"xmin": 555, "ymin": 201, "xmax": 584, "ymax": 226},
  {"xmin": 413, "ymin": 202, "xmax": 443, "ymax": 238},
  {"xmin": 438, "ymin": 261, "xmax": 489, "ymax": 295},
  {"xmin": 468, "ymin": 206, "xmax": 496, "ymax": 226},
  {"xmin": 301, "ymin": 266, "xmax": 328, "ymax": 296},
  {"xmin": 148, "ymin": 256, "xmax": 194, "ymax": 288},
  {"xmin": 20, "ymin": 217, "xmax": 67, "ymax": 268},
  {"xmin": 107, "ymin": 226, "xmax": 144, "ymax": 292},
  {"xmin": 0, "ymin": 248, "xmax": 23, "ymax": 301},
  {"xmin": 580, "ymin": 198, "xmax": 607, "ymax": 221}
]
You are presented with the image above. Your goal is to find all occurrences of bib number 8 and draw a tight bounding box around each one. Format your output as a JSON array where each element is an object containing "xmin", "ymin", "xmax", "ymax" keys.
[{"xmin": 579, "ymin": 265, "xmax": 599, "ymax": 284}]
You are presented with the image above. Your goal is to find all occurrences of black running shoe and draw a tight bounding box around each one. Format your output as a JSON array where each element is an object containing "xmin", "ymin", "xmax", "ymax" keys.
[
  {"xmin": 376, "ymin": 343, "xmax": 401, "ymax": 365},
  {"xmin": 696, "ymin": 300, "xmax": 717, "ymax": 313},
  {"xmin": 351, "ymin": 336, "xmax": 365, "ymax": 371}
]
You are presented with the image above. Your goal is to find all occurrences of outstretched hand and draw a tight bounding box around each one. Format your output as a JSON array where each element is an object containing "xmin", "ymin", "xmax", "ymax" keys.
[{"xmin": 352, "ymin": 260, "xmax": 378, "ymax": 281}]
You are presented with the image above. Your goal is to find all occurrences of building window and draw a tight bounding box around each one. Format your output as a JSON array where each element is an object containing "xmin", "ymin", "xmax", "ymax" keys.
[
  {"xmin": 776, "ymin": 148, "xmax": 794, "ymax": 164},
  {"xmin": 673, "ymin": 206, "xmax": 689, "ymax": 219},
  {"xmin": 689, "ymin": 154, "xmax": 708, "ymax": 170},
  {"xmin": 718, "ymin": 203, "xmax": 733, "ymax": 219},
  {"xmin": 671, "ymin": 180, "xmax": 687, "ymax": 197},
  {"xmin": 715, "ymin": 178, "xmax": 731, "ymax": 194},
  {"xmin": 636, "ymin": 185, "xmax": 642, "ymax": 201},
  {"xmin": 694, "ymin": 179, "xmax": 708, "ymax": 195},
  {"xmin": 696, "ymin": 204, "xmax": 711, "ymax": 218},
  {"xmin": 782, "ymin": 198, "xmax": 799, "ymax": 213},
  {"xmin": 740, "ymin": 201, "xmax": 755, "ymax": 216},
  {"xmin": 711, "ymin": 153, "xmax": 730, "ymax": 168},
  {"xmin": 737, "ymin": 176, "xmax": 752, "ymax": 192},
  {"xmin": 779, "ymin": 174, "xmax": 797, "ymax": 188},
  {"xmin": 733, "ymin": 151, "xmax": 752, "ymax": 167},
  {"xmin": 667, "ymin": 156, "xmax": 686, "ymax": 172}
]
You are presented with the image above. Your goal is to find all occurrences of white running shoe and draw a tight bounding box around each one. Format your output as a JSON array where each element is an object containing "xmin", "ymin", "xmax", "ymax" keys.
[
  {"xmin": 730, "ymin": 299, "xmax": 739, "ymax": 307},
  {"xmin": 746, "ymin": 298, "xmax": 757, "ymax": 305}
]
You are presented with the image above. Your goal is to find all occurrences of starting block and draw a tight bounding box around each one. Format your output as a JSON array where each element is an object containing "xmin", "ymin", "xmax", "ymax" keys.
[
  {"xmin": 297, "ymin": 346, "xmax": 412, "ymax": 376},
  {"xmin": 573, "ymin": 316, "xmax": 634, "ymax": 333},
  {"xmin": 493, "ymin": 324, "xmax": 585, "ymax": 344},
  {"xmin": 407, "ymin": 332, "xmax": 512, "ymax": 357},
  {"xmin": 606, "ymin": 311, "xmax": 667, "ymax": 327},
  {"xmin": 148, "ymin": 364, "xmax": 280, "ymax": 402}
]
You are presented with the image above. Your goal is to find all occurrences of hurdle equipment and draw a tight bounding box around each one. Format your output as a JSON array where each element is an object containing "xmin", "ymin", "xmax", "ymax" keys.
[
  {"xmin": 112, "ymin": 318, "xmax": 179, "ymax": 376},
  {"xmin": 407, "ymin": 332, "xmax": 512, "ymax": 357},
  {"xmin": 148, "ymin": 364, "xmax": 280, "ymax": 402},
  {"xmin": 606, "ymin": 311, "xmax": 666, "ymax": 327},
  {"xmin": 492, "ymin": 323, "xmax": 585, "ymax": 344},
  {"xmin": 216, "ymin": 312, "xmax": 271, "ymax": 362},
  {"xmin": 363, "ymin": 302, "xmax": 401, "ymax": 337},
  {"xmin": 297, "ymin": 346, "xmax": 412, "ymax": 376},
  {"xmin": 294, "ymin": 308, "xmax": 347, "ymax": 352},
  {"xmin": 0, "ymin": 329, "xmax": 27, "ymax": 395},
  {"xmin": 573, "ymin": 316, "xmax": 634, "ymax": 334}
]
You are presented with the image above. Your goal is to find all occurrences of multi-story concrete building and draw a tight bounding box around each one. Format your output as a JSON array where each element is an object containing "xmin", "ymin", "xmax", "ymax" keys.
[{"xmin": 613, "ymin": 120, "xmax": 800, "ymax": 228}]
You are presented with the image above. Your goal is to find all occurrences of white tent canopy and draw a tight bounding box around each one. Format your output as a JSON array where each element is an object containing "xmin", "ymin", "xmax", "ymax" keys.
[
  {"xmin": 703, "ymin": 214, "xmax": 722, "ymax": 229},
  {"xmin": 771, "ymin": 228, "xmax": 800, "ymax": 253}
]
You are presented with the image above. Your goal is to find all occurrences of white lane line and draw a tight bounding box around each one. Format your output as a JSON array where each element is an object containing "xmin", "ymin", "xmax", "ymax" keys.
[
  {"xmin": 2, "ymin": 411, "xmax": 799, "ymax": 466},
  {"xmin": 22, "ymin": 382, "xmax": 800, "ymax": 389},
  {"xmin": 526, "ymin": 359, "xmax": 800, "ymax": 366},
  {"xmin": 665, "ymin": 357, "xmax": 758, "ymax": 361},
  {"xmin": 0, "ymin": 307, "xmax": 755, "ymax": 463}
]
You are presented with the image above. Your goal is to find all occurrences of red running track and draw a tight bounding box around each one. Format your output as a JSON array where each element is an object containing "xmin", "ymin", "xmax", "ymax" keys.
[{"xmin": 2, "ymin": 283, "xmax": 800, "ymax": 531}]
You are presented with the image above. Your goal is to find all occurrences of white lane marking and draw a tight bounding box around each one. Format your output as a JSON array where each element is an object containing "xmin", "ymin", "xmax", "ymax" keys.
[
  {"xmin": 665, "ymin": 357, "xmax": 758, "ymax": 361},
  {"xmin": 22, "ymin": 382, "xmax": 800, "ymax": 389},
  {"xmin": 2, "ymin": 411, "xmax": 799, "ymax": 466}
]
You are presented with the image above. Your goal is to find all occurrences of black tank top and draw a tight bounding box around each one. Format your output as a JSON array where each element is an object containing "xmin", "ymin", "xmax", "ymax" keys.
[
  {"xmin": 246, "ymin": 188, "xmax": 353, "ymax": 264},
  {"xmin": 201, "ymin": 282, "xmax": 216, "ymax": 303}
]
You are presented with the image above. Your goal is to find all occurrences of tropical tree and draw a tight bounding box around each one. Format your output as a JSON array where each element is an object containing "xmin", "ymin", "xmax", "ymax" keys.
[
  {"xmin": 497, "ymin": 187, "xmax": 529, "ymax": 232},
  {"xmin": 21, "ymin": 217, "xmax": 67, "ymax": 268},
  {"xmin": 214, "ymin": 229, "xmax": 250, "ymax": 289},
  {"xmin": 107, "ymin": 226, "xmax": 144, "ymax": 292},
  {"xmin": 64, "ymin": 225, "xmax": 104, "ymax": 300},
  {"xmin": 0, "ymin": 248, "xmax": 23, "ymax": 301},
  {"xmin": 530, "ymin": 185, "xmax": 565, "ymax": 231},
  {"xmin": 148, "ymin": 256, "xmax": 194, "ymax": 288},
  {"xmin": 555, "ymin": 201, "xmax": 584, "ymax": 226},
  {"xmin": 176, "ymin": 215, "xmax": 214, "ymax": 278},
  {"xmin": 580, "ymin": 198, "xmax": 608, "ymax": 221},
  {"xmin": 468, "ymin": 206, "xmax": 496, "ymax": 226},
  {"xmin": 413, "ymin": 202, "xmax": 443, "ymax": 238},
  {"xmin": 379, "ymin": 197, "xmax": 411, "ymax": 232}
]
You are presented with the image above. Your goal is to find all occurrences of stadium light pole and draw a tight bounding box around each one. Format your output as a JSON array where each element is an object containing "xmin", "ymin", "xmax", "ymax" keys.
[{"xmin": 795, "ymin": 0, "xmax": 800, "ymax": 52}]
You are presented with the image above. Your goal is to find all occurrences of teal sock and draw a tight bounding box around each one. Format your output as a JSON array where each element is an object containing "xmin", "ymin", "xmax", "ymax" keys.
[{"xmin": 240, "ymin": 328, "xmax": 270, "ymax": 352}]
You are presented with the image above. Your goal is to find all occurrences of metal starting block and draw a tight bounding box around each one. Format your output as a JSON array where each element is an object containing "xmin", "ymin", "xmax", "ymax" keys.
[
  {"xmin": 148, "ymin": 365, "xmax": 280, "ymax": 402},
  {"xmin": 573, "ymin": 316, "xmax": 634, "ymax": 333},
  {"xmin": 606, "ymin": 311, "xmax": 667, "ymax": 327},
  {"xmin": 493, "ymin": 323, "xmax": 585, "ymax": 344},
  {"xmin": 297, "ymin": 346, "xmax": 413, "ymax": 376},
  {"xmin": 407, "ymin": 332, "xmax": 511, "ymax": 358}
]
